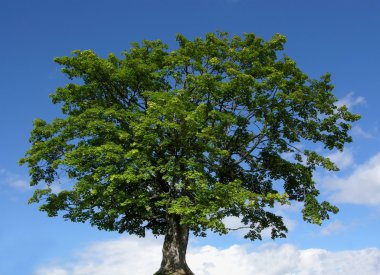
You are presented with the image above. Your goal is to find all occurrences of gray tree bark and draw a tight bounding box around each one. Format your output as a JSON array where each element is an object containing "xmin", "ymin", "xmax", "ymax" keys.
[{"xmin": 154, "ymin": 215, "xmax": 194, "ymax": 275}]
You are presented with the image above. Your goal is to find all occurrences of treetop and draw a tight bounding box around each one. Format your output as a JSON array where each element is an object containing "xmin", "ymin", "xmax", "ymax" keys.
[{"xmin": 20, "ymin": 31, "xmax": 360, "ymax": 240}]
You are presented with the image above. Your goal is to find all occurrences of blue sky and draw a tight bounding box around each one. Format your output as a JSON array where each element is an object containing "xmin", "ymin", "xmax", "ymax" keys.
[{"xmin": 1, "ymin": 0, "xmax": 380, "ymax": 274}]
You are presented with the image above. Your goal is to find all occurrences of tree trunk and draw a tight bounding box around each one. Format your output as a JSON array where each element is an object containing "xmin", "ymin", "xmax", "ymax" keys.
[{"xmin": 154, "ymin": 214, "xmax": 194, "ymax": 275}]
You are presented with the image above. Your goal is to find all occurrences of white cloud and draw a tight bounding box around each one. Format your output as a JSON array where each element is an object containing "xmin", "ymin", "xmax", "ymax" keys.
[
  {"xmin": 336, "ymin": 92, "xmax": 366, "ymax": 109},
  {"xmin": 323, "ymin": 153, "xmax": 380, "ymax": 205},
  {"xmin": 0, "ymin": 168, "xmax": 69, "ymax": 195},
  {"xmin": 49, "ymin": 181, "xmax": 63, "ymax": 194},
  {"xmin": 326, "ymin": 149, "xmax": 354, "ymax": 170},
  {"xmin": 320, "ymin": 221, "xmax": 346, "ymax": 236},
  {"xmin": 222, "ymin": 204, "xmax": 298, "ymax": 239},
  {"xmin": 0, "ymin": 168, "xmax": 30, "ymax": 191},
  {"xmin": 35, "ymin": 236, "xmax": 163, "ymax": 275},
  {"xmin": 351, "ymin": 125, "xmax": 374, "ymax": 139},
  {"xmin": 35, "ymin": 236, "xmax": 380, "ymax": 275},
  {"xmin": 258, "ymin": 216, "xmax": 298, "ymax": 240},
  {"xmin": 35, "ymin": 268, "xmax": 68, "ymax": 275},
  {"xmin": 222, "ymin": 216, "xmax": 250, "ymax": 236}
]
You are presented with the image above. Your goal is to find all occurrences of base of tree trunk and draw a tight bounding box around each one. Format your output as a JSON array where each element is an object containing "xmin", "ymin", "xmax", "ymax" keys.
[
  {"xmin": 153, "ymin": 265, "xmax": 195, "ymax": 275},
  {"xmin": 155, "ymin": 214, "xmax": 195, "ymax": 275}
]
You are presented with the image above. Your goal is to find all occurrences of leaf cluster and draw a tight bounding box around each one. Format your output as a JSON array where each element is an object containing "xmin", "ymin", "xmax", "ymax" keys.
[{"xmin": 20, "ymin": 32, "xmax": 359, "ymax": 240}]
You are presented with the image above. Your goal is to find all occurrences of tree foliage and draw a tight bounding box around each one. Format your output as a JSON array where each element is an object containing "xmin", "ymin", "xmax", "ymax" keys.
[{"xmin": 20, "ymin": 32, "xmax": 359, "ymax": 242}]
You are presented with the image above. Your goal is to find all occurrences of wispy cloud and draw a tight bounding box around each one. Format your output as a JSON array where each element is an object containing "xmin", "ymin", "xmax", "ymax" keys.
[
  {"xmin": 351, "ymin": 125, "xmax": 375, "ymax": 140},
  {"xmin": 327, "ymin": 149, "xmax": 354, "ymax": 170},
  {"xmin": 0, "ymin": 168, "xmax": 68, "ymax": 195},
  {"xmin": 0, "ymin": 168, "xmax": 29, "ymax": 191},
  {"xmin": 222, "ymin": 203, "xmax": 298, "ymax": 239},
  {"xmin": 336, "ymin": 92, "xmax": 366, "ymax": 109},
  {"xmin": 320, "ymin": 220, "xmax": 346, "ymax": 236},
  {"xmin": 35, "ymin": 236, "xmax": 380, "ymax": 275},
  {"xmin": 323, "ymin": 153, "xmax": 380, "ymax": 205}
]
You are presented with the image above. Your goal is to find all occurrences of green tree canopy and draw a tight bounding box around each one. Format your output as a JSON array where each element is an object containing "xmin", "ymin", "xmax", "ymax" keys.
[{"xmin": 20, "ymin": 31, "xmax": 359, "ymax": 274}]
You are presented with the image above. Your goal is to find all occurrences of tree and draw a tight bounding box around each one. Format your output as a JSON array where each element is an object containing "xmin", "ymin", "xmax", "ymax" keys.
[{"xmin": 20, "ymin": 32, "xmax": 359, "ymax": 275}]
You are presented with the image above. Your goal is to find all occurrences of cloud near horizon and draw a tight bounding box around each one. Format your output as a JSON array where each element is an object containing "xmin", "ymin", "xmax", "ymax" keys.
[{"xmin": 35, "ymin": 236, "xmax": 380, "ymax": 275}]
